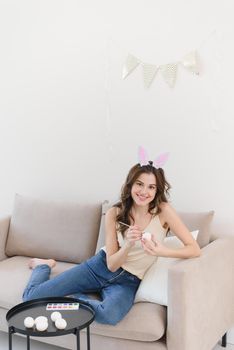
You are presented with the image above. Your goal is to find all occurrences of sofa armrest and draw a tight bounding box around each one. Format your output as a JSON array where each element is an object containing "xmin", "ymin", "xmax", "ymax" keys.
[
  {"xmin": 0, "ymin": 215, "xmax": 11, "ymax": 261},
  {"xmin": 167, "ymin": 237, "xmax": 234, "ymax": 350}
]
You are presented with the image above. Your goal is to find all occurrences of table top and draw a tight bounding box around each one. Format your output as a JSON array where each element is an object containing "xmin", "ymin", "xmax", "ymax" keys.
[{"xmin": 6, "ymin": 297, "xmax": 95, "ymax": 337}]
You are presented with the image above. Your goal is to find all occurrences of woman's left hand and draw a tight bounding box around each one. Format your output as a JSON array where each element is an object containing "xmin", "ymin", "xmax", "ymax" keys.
[{"xmin": 141, "ymin": 238, "xmax": 168, "ymax": 257}]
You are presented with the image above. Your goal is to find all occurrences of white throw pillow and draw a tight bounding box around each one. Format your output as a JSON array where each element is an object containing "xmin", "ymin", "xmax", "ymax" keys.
[{"xmin": 134, "ymin": 230, "xmax": 199, "ymax": 306}]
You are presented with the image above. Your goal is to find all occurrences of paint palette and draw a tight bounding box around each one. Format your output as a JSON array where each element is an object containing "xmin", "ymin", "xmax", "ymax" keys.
[{"xmin": 46, "ymin": 303, "xmax": 79, "ymax": 311}]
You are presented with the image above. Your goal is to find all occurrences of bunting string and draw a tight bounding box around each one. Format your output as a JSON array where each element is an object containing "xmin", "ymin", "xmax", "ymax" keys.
[{"xmin": 122, "ymin": 50, "xmax": 200, "ymax": 88}]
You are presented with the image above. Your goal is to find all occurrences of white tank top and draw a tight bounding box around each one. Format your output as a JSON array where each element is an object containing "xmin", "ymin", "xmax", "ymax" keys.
[{"xmin": 117, "ymin": 215, "xmax": 167, "ymax": 279}]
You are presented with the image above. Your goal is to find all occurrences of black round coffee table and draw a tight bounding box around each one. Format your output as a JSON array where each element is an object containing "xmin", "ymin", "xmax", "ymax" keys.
[{"xmin": 6, "ymin": 297, "xmax": 95, "ymax": 350}]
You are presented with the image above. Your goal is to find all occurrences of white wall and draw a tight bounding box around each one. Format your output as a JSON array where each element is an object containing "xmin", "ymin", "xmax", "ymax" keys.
[{"xmin": 0, "ymin": 0, "xmax": 234, "ymax": 342}]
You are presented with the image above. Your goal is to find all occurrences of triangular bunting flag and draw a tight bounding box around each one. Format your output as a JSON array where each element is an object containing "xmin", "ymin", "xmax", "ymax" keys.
[
  {"xmin": 142, "ymin": 63, "xmax": 159, "ymax": 88},
  {"xmin": 181, "ymin": 50, "xmax": 200, "ymax": 75},
  {"xmin": 122, "ymin": 49, "xmax": 200, "ymax": 88},
  {"xmin": 160, "ymin": 63, "xmax": 178, "ymax": 88},
  {"xmin": 122, "ymin": 54, "xmax": 140, "ymax": 79}
]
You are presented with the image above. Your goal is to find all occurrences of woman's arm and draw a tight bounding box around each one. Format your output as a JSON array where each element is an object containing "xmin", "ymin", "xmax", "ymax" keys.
[
  {"xmin": 142, "ymin": 203, "xmax": 201, "ymax": 259},
  {"xmin": 105, "ymin": 207, "xmax": 141, "ymax": 272}
]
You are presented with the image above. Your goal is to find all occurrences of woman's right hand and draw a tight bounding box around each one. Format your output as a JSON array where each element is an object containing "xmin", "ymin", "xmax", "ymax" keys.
[{"xmin": 125, "ymin": 225, "xmax": 142, "ymax": 247}]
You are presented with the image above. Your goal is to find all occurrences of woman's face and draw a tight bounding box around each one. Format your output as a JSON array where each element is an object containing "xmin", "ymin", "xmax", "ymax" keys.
[{"xmin": 131, "ymin": 172, "xmax": 157, "ymax": 207}]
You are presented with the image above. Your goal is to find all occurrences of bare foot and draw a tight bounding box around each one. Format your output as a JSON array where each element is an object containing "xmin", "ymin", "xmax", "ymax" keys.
[{"xmin": 28, "ymin": 258, "xmax": 56, "ymax": 269}]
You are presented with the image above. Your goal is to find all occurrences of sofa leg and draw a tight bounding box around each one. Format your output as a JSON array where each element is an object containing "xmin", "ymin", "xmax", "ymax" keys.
[{"xmin": 221, "ymin": 333, "xmax": 227, "ymax": 347}]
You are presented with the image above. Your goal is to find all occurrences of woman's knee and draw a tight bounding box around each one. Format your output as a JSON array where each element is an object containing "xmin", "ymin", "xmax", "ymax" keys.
[
  {"xmin": 95, "ymin": 313, "xmax": 119, "ymax": 325},
  {"xmin": 22, "ymin": 289, "xmax": 31, "ymax": 302},
  {"xmin": 22, "ymin": 288, "xmax": 38, "ymax": 302},
  {"xmin": 95, "ymin": 305, "xmax": 125, "ymax": 325}
]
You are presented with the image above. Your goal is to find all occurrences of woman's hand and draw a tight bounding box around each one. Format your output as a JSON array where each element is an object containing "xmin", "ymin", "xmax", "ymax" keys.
[
  {"xmin": 141, "ymin": 238, "xmax": 168, "ymax": 257},
  {"xmin": 125, "ymin": 225, "xmax": 142, "ymax": 248}
]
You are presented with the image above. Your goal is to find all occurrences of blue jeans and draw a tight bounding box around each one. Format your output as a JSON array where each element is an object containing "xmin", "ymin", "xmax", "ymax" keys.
[{"xmin": 23, "ymin": 250, "xmax": 141, "ymax": 325}]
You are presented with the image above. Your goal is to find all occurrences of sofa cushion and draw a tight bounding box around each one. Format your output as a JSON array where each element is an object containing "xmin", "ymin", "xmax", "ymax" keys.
[
  {"xmin": 95, "ymin": 200, "xmax": 110, "ymax": 253},
  {"xmin": 134, "ymin": 230, "xmax": 199, "ymax": 306},
  {"xmin": 0, "ymin": 256, "xmax": 167, "ymax": 342},
  {"xmin": 177, "ymin": 210, "xmax": 214, "ymax": 248},
  {"xmin": 5, "ymin": 194, "xmax": 102, "ymax": 263},
  {"xmin": 0, "ymin": 216, "xmax": 10, "ymax": 261}
]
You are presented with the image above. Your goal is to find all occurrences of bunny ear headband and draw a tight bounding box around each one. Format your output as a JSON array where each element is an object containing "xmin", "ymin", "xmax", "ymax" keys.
[{"xmin": 138, "ymin": 146, "xmax": 169, "ymax": 169}]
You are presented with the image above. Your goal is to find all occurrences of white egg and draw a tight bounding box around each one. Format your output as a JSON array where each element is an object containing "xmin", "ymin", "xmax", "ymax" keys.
[
  {"xmin": 36, "ymin": 321, "xmax": 48, "ymax": 332},
  {"xmin": 24, "ymin": 317, "xmax": 34, "ymax": 328},
  {"xmin": 55, "ymin": 318, "xmax": 67, "ymax": 330},
  {"xmin": 35, "ymin": 316, "xmax": 48, "ymax": 325},
  {"xmin": 51, "ymin": 311, "xmax": 62, "ymax": 322},
  {"xmin": 142, "ymin": 232, "xmax": 152, "ymax": 240}
]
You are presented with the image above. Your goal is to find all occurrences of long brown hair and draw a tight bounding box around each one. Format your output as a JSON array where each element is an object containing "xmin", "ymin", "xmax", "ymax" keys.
[{"xmin": 114, "ymin": 163, "xmax": 171, "ymax": 234}]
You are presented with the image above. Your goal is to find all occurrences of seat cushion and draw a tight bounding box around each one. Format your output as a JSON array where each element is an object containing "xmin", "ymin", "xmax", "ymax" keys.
[
  {"xmin": 5, "ymin": 194, "xmax": 102, "ymax": 263},
  {"xmin": 0, "ymin": 256, "xmax": 76, "ymax": 309},
  {"xmin": 0, "ymin": 256, "xmax": 167, "ymax": 342},
  {"xmin": 90, "ymin": 302, "xmax": 166, "ymax": 341}
]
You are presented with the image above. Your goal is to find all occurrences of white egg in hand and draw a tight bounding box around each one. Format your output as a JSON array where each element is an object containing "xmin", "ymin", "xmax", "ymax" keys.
[
  {"xmin": 24, "ymin": 317, "xmax": 34, "ymax": 328},
  {"xmin": 142, "ymin": 232, "xmax": 152, "ymax": 240},
  {"xmin": 55, "ymin": 318, "xmax": 67, "ymax": 330},
  {"xmin": 51, "ymin": 311, "xmax": 62, "ymax": 322},
  {"xmin": 35, "ymin": 316, "xmax": 48, "ymax": 325},
  {"xmin": 36, "ymin": 321, "xmax": 48, "ymax": 331}
]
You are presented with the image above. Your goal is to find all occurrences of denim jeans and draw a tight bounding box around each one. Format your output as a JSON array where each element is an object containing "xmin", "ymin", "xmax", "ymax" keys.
[{"xmin": 23, "ymin": 250, "xmax": 141, "ymax": 325}]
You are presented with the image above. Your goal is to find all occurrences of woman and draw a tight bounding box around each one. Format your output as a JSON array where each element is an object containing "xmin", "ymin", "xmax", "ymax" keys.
[{"xmin": 23, "ymin": 161, "xmax": 201, "ymax": 325}]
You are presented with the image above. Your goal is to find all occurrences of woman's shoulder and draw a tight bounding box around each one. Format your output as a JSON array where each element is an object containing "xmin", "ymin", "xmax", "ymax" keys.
[
  {"xmin": 159, "ymin": 201, "xmax": 170, "ymax": 210},
  {"xmin": 157, "ymin": 202, "xmax": 175, "ymax": 230},
  {"xmin": 158, "ymin": 202, "xmax": 176, "ymax": 217},
  {"xmin": 158, "ymin": 202, "xmax": 180, "ymax": 224},
  {"xmin": 106, "ymin": 206, "xmax": 119, "ymax": 219}
]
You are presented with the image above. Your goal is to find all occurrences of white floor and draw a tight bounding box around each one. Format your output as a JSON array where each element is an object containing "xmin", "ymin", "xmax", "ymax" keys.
[
  {"xmin": 214, "ymin": 343, "xmax": 234, "ymax": 350},
  {"xmin": 0, "ymin": 331, "xmax": 233, "ymax": 350},
  {"xmin": 0, "ymin": 331, "xmax": 66, "ymax": 350}
]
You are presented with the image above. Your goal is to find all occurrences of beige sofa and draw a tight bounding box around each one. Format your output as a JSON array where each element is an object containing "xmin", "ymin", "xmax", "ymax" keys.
[{"xmin": 0, "ymin": 194, "xmax": 234, "ymax": 350}]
